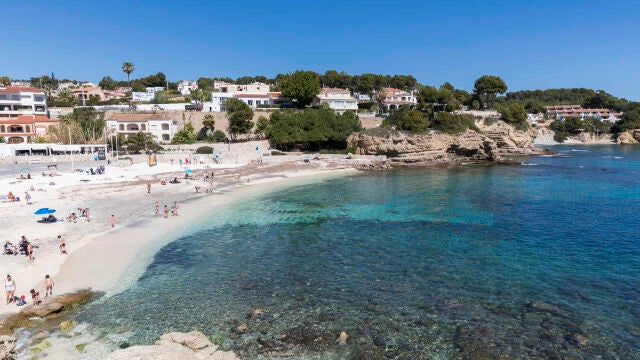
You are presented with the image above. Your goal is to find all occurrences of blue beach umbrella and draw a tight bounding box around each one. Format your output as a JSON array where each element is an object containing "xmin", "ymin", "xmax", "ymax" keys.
[{"xmin": 34, "ymin": 208, "xmax": 56, "ymax": 215}]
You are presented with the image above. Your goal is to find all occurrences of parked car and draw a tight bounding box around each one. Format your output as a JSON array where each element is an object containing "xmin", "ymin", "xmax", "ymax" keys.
[{"xmin": 185, "ymin": 102, "xmax": 203, "ymax": 111}]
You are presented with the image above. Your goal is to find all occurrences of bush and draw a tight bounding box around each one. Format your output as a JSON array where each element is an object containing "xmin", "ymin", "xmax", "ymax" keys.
[
  {"xmin": 483, "ymin": 117, "xmax": 494, "ymax": 126},
  {"xmin": 209, "ymin": 130, "xmax": 227, "ymax": 143},
  {"xmin": 195, "ymin": 146, "xmax": 214, "ymax": 154},
  {"xmin": 270, "ymin": 150, "xmax": 286, "ymax": 155}
]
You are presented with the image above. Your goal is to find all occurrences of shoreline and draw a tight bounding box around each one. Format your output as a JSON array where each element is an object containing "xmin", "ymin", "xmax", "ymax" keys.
[{"xmin": 0, "ymin": 158, "xmax": 357, "ymax": 318}]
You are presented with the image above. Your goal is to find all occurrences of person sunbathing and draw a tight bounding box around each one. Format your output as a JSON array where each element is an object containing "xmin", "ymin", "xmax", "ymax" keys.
[{"xmin": 30, "ymin": 289, "xmax": 40, "ymax": 306}]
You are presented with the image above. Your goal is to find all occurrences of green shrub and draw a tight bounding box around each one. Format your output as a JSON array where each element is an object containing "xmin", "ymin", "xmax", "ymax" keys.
[
  {"xmin": 209, "ymin": 130, "xmax": 227, "ymax": 143},
  {"xmin": 270, "ymin": 150, "xmax": 286, "ymax": 155},
  {"xmin": 483, "ymin": 117, "xmax": 494, "ymax": 126},
  {"xmin": 195, "ymin": 146, "xmax": 214, "ymax": 154}
]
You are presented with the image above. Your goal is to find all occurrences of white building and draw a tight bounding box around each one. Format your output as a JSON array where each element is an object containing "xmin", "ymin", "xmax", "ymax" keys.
[
  {"xmin": 105, "ymin": 113, "xmax": 177, "ymax": 143},
  {"xmin": 132, "ymin": 87, "xmax": 165, "ymax": 102},
  {"xmin": 313, "ymin": 88, "xmax": 358, "ymax": 113},
  {"xmin": 209, "ymin": 81, "xmax": 278, "ymax": 111},
  {"xmin": 383, "ymin": 87, "xmax": 417, "ymax": 110},
  {"xmin": 178, "ymin": 81, "xmax": 198, "ymax": 95},
  {"xmin": 0, "ymin": 87, "xmax": 48, "ymax": 119}
]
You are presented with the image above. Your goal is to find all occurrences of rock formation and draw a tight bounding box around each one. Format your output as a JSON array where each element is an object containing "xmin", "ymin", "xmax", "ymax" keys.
[
  {"xmin": 347, "ymin": 121, "xmax": 542, "ymax": 166},
  {"xmin": 0, "ymin": 289, "xmax": 99, "ymax": 336},
  {"xmin": 0, "ymin": 335, "xmax": 17, "ymax": 360},
  {"xmin": 616, "ymin": 130, "xmax": 640, "ymax": 144},
  {"xmin": 103, "ymin": 331, "xmax": 238, "ymax": 360}
]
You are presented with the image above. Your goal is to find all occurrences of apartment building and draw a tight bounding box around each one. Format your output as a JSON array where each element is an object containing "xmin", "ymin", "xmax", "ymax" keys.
[
  {"xmin": 313, "ymin": 88, "xmax": 358, "ymax": 113},
  {"xmin": 0, "ymin": 87, "xmax": 48, "ymax": 119}
]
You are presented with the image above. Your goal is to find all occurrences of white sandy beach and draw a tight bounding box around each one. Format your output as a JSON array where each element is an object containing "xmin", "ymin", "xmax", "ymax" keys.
[{"xmin": 0, "ymin": 155, "xmax": 357, "ymax": 319}]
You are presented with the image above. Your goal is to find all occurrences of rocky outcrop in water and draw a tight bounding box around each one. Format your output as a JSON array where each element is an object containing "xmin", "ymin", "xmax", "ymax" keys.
[
  {"xmin": 103, "ymin": 331, "xmax": 239, "ymax": 360},
  {"xmin": 347, "ymin": 121, "xmax": 541, "ymax": 166},
  {"xmin": 616, "ymin": 130, "xmax": 640, "ymax": 144},
  {"xmin": 0, "ymin": 289, "xmax": 99, "ymax": 336}
]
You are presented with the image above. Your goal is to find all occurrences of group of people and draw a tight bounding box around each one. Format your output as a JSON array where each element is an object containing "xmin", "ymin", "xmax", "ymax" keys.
[
  {"xmin": 5, "ymin": 274, "xmax": 55, "ymax": 307},
  {"xmin": 3, "ymin": 236, "xmax": 37, "ymax": 261},
  {"xmin": 155, "ymin": 201, "xmax": 179, "ymax": 218},
  {"xmin": 67, "ymin": 207, "xmax": 90, "ymax": 223}
]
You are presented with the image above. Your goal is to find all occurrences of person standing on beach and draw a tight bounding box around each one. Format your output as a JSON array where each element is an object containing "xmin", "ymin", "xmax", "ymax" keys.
[
  {"xmin": 58, "ymin": 235, "xmax": 67, "ymax": 254},
  {"xmin": 164, "ymin": 205, "xmax": 169, "ymax": 218},
  {"xmin": 111, "ymin": 214, "xmax": 115, "ymax": 228},
  {"xmin": 147, "ymin": 181, "xmax": 151, "ymax": 194},
  {"xmin": 173, "ymin": 201, "xmax": 179, "ymax": 216},
  {"xmin": 5, "ymin": 275, "xmax": 16, "ymax": 304},
  {"xmin": 27, "ymin": 242, "xmax": 34, "ymax": 261},
  {"xmin": 45, "ymin": 275, "xmax": 54, "ymax": 296},
  {"xmin": 155, "ymin": 201, "xmax": 159, "ymax": 216},
  {"xmin": 85, "ymin": 207, "xmax": 91, "ymax": 222},
  {"xmin": 24, "ymin": 191, "xmax": 32, "ymax": 205}
]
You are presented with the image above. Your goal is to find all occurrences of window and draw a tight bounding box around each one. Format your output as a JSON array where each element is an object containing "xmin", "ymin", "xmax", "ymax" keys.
[
  {"xmin": 162, "ymin": 134, "xmax": 170, "ymax": 141},
  {"xmin": 141, "ymin": 124, "xmax": 146, "ymax": 131},
  {"xmin": 247, "ymin": 100, "xmax": 253, "ymax": 106},
  {"xmin": 11, "ymin": 95, "xmax": 19, "ymax": 100},
  {"xmin": 0, "ymin": 95, "xmax": 7, "ymax": 99},
  {"xmin": 34, "ymin": 96, "xmax": 45, "ymax": 102},
  {"xmin": 119, "ymin": 124, "xmax": 124, "ymax": 131},
  {"xmin": 21, "ymin": 95, "xmax": 31, "ymax": 99},
  {"xmin": 25, "ymin": 125, "xmax": 30, "ymax": 132},
  {"xmin": 161, "ymin": 124, "xmax": 169, "ymax": 130}
]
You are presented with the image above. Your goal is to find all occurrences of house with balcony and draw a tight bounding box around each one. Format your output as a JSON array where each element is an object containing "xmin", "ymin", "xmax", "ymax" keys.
[
  {"xmin": 313, "ymin": 88, "xmax": 358, "ymax": 113},
  {"xmin": 105, "ymin": 113, "xmax": 177, "ymax": 143},
  {"xmin": 382, "ymin": 87, "xmax": 417, "ymax": 110},
  {"xmin": 0, "ymin": 87, "xmax": 48, "ymax": 119},
  {"xmin": 69, "ymin": 86, "xmax": 127, "ymax": 102},
  {"xmin": 0, "ymin": 115, "xmax": 59, "ymax": 144},
  {"xmin": 209, "ymin": 81, "xmax": 281, "ymax": 111},
  {"xmin": 178, "ymin": 81, "xmax": 198, "ymax": 95},
  {"xmin": 546, "ymin": 105, "xmax": 623, "ymax": 122}
]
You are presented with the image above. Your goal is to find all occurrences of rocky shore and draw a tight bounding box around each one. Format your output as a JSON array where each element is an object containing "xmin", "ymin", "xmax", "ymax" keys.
[{"xmin": 348, "ymin": 121, "xmax": 543, "ymax": 166}]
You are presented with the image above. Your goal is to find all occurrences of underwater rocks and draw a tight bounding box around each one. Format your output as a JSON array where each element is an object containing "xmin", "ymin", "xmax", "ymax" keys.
[{"xmin": 103, "ymin": 331, "xmax": 239, "ymax": 360}]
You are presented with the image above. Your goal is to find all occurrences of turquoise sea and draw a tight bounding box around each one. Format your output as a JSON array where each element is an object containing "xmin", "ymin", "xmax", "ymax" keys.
[{"xmin": 75, "ymin": 145, "xmax": 640, "ymax": 359}]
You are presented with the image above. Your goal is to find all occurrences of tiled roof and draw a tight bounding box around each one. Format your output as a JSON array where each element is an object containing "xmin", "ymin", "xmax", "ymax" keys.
[
  {"xmin": 0, "ymin": 87, "xmax": 45, "ymax": 93},
  {"xmin": 0, "ymin": 115, "xmax": 58, "ymax": 124},
  {"xmin": 321, "ymin": 87, "xmax": 351, "ymax": 93}
]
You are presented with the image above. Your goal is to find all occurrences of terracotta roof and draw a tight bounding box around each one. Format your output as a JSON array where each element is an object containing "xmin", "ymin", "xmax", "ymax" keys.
[
  {"xmin": 0, "ymin": 87, "xmax": 45, "ymax": 93},
  {"xmin": 234, "ymin": 94, "xmax": 270, "ymax": 98},
  {"xmin": 106, "ymin": 113, "xmax": 169, "ymax": 121},
  {"xmin": 0, "ymin": 115, "xmax": 58, "ymax": 124}
]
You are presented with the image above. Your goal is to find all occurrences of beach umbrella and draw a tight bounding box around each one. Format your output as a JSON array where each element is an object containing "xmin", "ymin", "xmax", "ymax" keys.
[{"xmin": 34, "ymin": 208, "xmax": 56, "ymax": 215}]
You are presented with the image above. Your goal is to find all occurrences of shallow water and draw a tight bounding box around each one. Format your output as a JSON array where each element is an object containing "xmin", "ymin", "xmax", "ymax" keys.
[{"xmin": 75, "ymin": 145, "xmax": 640, "ymax": 359}]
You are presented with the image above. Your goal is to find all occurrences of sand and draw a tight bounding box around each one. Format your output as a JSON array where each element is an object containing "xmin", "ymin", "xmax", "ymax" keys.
[{"xmin": 0, "ymin": 155, "xmax": 357, "ymax": 316}]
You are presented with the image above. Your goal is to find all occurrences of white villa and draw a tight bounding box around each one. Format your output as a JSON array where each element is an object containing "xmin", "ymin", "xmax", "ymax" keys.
[
  {"xmin": 383, "ymin": 87, "xmax": 417, "ymax": 110},
  {"xmin": 105, "ymin": 113, "xmax": 177, "ymax": 143},
  {"xmin": 209, "ymin": 81, "xmax": 279, "ymax": 111},
  {"xmin": 313, "ymin": 88, "xmax": 358, "ymax": 113},
  {"xmin": 0, "ymin": 87, "xmax": 48, "ymax": 119},
  {"xmin": 178, "ymin": 80, "xmax": 198, "ymax": 95}
]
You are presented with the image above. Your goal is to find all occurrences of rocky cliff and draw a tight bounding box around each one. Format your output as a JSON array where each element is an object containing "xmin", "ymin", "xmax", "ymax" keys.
[
  {"xmin": 616, "ymin": 130, "xmax": 640, "ymax": 144},
  {"xmin": 347, "ymin": 121, "xmax": 542, "ymax": 166}
]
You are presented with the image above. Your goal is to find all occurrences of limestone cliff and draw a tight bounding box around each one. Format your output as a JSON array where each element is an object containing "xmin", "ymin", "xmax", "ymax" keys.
[
  {"xmin": 616, "ymin": 130, "xmax": 640, "ymax": 144},
  {"xmin": 347, "ymin": 121, "xmax": 542, "ymax": 166}
]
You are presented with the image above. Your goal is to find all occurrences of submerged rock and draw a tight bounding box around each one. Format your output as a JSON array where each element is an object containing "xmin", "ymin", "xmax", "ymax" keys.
[{"xmin": 104, "ymin": 331, "xmax": 239, "ymax": 360}]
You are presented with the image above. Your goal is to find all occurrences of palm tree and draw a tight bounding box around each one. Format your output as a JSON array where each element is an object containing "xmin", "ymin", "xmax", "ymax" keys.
[
  {"xmin": 121, "ymin": 62, "xmax": 135, "ymax": 89},
  {"xmin": 375, "ymin": 88, "xmax": 387, "ymax": 114}
]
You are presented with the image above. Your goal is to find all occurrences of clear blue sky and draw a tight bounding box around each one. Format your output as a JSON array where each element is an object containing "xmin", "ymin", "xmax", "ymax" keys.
[{"xmin": 4, "ymin": 0, "xmax": 639, "ymax": 100}]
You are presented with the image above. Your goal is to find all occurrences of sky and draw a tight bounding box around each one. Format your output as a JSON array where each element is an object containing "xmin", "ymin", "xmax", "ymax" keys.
[{"xmin": 4, "ymin": 0, "xmax": 640, "ymax": 100}]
